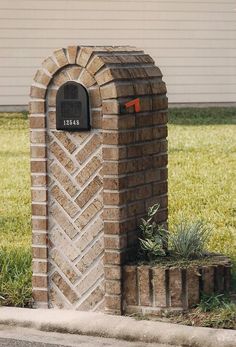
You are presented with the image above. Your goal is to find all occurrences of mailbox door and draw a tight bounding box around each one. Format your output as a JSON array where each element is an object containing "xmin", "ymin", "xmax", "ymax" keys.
[{"xmin": 56, "ymin": 81, "xmax": 90, "ymax": 131}]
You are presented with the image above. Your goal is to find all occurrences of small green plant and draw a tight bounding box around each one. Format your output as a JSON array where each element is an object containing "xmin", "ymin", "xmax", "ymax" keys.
[
  {"xmin": 197, "ymin": 293, "xmax": 231, "ymax": 313},
  {"xmin": 139, "ymin": 204, "xmax": 167, "ymax": 261},
  {"xmin": 169, "ymin": 220, "xmax": 210, "ymax": 260}
]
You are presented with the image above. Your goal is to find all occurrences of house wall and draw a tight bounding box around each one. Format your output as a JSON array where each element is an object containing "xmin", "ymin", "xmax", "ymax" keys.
[{"xmin": 0, "ymin": 0, "xmax": 236, "ymax": 108}]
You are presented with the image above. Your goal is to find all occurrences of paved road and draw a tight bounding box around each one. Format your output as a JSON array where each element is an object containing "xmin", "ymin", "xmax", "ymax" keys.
[{"xmin": 0, "ymin": 325, "xmax": 175, "ymax": 347}]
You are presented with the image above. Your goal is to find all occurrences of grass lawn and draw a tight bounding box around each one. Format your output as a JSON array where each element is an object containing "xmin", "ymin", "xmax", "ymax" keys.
[{"xmin": 0, "ymin": 108, "xmax": 235, "ymax": 307}]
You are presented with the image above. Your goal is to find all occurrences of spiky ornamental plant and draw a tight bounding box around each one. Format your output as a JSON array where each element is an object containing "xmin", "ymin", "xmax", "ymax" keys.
[
  {"xmin": 139, "ymin": 203, "xmax": 168, "ymax": 261},
  {"xmin": 169, "ymin": 220, "xmax": 210, "ymax": 260}
]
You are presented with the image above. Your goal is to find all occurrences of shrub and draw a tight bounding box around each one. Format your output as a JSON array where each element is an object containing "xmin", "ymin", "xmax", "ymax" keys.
[
  {"xmin": 169, "ymin": 220, "xmax": 210, "ymax": 260},
  {"xmin": 139, "ymin": 204, "xmax": 167, "ymax": 261}
]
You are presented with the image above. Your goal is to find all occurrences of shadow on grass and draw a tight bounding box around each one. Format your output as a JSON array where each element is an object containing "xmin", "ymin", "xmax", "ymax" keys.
[{"xmin": 169, "ymin": 107, "xmax": 236, "ymax": 125}]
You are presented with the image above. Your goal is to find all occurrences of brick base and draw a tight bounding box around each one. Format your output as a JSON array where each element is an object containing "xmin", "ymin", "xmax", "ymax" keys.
[{"xmin": 123, "ymin": 255, "xmax": 232, "ymax": 315}]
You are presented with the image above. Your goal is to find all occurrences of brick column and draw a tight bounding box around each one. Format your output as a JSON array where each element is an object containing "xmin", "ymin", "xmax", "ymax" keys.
[{"xmin": 29, "ymin": 46, "xmax": 168, "ymax": 313}]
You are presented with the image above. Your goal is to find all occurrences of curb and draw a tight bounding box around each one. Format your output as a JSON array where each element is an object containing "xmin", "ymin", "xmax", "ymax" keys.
[{"xmin": 0, "ymin": 307, "xmax": 236, "ymax": 347}]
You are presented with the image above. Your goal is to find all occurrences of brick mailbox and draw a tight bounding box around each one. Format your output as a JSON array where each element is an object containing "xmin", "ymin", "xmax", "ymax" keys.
[{"xmin": 29, "ymin": 45, "xmax": 168, "ymax": 314}]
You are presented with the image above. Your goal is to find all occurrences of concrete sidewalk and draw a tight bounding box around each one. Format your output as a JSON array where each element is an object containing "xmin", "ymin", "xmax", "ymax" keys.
[{"xmin": 0, "ymin": 307, "xmax": 235, "ymax": 347}]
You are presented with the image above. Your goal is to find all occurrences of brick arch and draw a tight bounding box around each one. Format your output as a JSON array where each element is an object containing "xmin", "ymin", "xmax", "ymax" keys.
[{"xmin": 29, "ymin": 46, "xmax": 168, "ymax": 314}]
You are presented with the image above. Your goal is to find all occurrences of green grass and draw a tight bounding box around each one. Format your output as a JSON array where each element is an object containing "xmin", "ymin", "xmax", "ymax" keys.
[
  {"xmin": 0, "ymin": 108, "xmax": 235, "ymax": 307},
  {"xmin": 0, "ymin": 113, "xmax": 32, "ymax": 307},
  {"xmin": 168, "ymin": 108, "xmax": 236, "ymax": 265}
]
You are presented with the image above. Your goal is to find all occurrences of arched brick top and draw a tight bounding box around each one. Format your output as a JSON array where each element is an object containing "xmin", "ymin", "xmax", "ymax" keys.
[{"xmin": 29, "ymin": 46, "xmax": 168, "ymax": 314}]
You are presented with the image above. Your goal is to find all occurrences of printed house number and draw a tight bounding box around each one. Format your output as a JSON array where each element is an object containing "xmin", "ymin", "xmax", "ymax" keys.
[{"xmin": 63, "ymin": 119, "xmax": 80, "ymax": 126}]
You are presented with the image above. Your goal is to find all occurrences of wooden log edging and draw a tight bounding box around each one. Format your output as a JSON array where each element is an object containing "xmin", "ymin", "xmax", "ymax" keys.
[{"xmin": 122, "ymin": 256, "xmax": 232, "ymax": 315}]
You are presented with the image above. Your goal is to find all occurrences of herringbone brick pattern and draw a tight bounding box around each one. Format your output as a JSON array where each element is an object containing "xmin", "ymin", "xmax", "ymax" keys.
[{"xmin": 47, "ymin": 126, "xmax": 104, "ymax": 311}]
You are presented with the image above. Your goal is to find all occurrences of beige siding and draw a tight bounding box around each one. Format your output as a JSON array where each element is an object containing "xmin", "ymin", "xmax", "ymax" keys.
[{"xmin": 0, "ymin": 0, "xmax": 236, "ymax": 106}]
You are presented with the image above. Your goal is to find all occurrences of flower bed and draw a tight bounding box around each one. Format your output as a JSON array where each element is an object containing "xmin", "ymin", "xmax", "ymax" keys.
[{"xmin": 123, "ymin": 255, "xmax": 231, "ymax": 315}]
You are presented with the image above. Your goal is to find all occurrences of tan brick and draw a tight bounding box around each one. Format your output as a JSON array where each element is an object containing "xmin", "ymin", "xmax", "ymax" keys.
[
  {"xmin": 79, "ymin": 69, "xmax": 96, "ymax": 88},
  {"xmin": 153, "ymin": 267, "xmax": 167, "ymax": 307},
  {"xmin": 104, "ymin": 235, "xmax": 127, "ymax": 250},
  {"xmin": 67, "ymin": 66, "xmax": 82, "ymax": 80},
  {"xmin": 127, "ymin": 200, "xmax": 145, "ymax": 217},
  {"xmin": 87, "ymin": 55, "xmax": 104, "ymax": 75},
  {"xmin": 29, "ymin": 101, "xmax": 45, "ymax": 114},
  {"xmin": 30, "ymin": 130, "xmax": 46, "ymax": 144},
  {"xmin": 76, "ymin": 261, "xmax": 103, "ymax": 295},
  {"xmin": 76, "ymin": 47, "xmax": 93, "ymax": 67},
  {"xmin": 30, "ymin": 86, "xmax": 46, "ymax": 99},
  {"xmin": 34, "ymin": 69, "xmax": 51, "ymax": 86},
  {"xmin": 66, "ymin": 46, "xmax": 78, "ymax": 64},
  {"xmin": 52, "ymin": 272, "xmax": 78, "ymax": 304},
  {"xmin": 42, "ymin": 56, "xmax": 60, "ymax": 75},
  {"xmin": 103, "ymin": 161, "xmax": 126, "ymax": 175},
  {"xmin": 101, "ymin": 82, "xmax": 134, "ymax": 100},
  {"xmin": 32, "ymin": 260, "xmax": 48, "ymax": 274},
  {"xmin": 123, "ymin": 266, "xmax": 137, "ymax": 305},
  {"xmin": 152, "ymin": 96, "xmax": 168, "ymax": 111},
  {"xmin": 104, "ymin": 251, "xmax": 124, "ymax": 265},
  {"xmin": 153, "ymin": 111, "xmax": 168, "ymax": 125},
  {"xmin": 48, "ymin": 111, "xmax": 56, "ymax": 129},
  {"xmin": 153, "ymin": 181, "xmax": 167, "ymax": 196},
  {"xmin": 186, "ymin": 267, "xmax": 200, "ymax": 308},
  {"xmin": 51, "ymin": 249, "xmax": 78, "ymax": 284},
  {"xmin": 135, "ymin": 127, "xmax": 153, "ymax": 142},
  {"xmin": 104, "ymin": 266, "xmax": 122, "ymax": 280},
  {"xmin": 76, "ymin": 134, "xmax": 101, "ymax": 164},
  {"xmin": 105, "ymin": 294, "xmax": 122, "ymax": 313},
  {"xmin": 47, "ymin": 89, "xmax": 57, "ymax": 107},
  {"xmin": 103, "ymin": 191, "xmax": 126, "ymax": 205},
  {"xmin": 32, "ymin": 203, "xmax": 47, "ymax": 216},
  {"xmin": 32, "ymin": 218, "xmax": 48, "ymax": 230},
  {"xmin": 145, "ymin": 66, "xmax": 162, "ymax": 78},
  {"xmin": 30, "ymin": 116, "xmax": 46, "ymax": 129},
  {"xmin": 51, "ymin": 185, "xmax": 78, "ymax": 218},
  {"xmin": 153, "ymin": 126, "xmax": 168, "ymax": 140},
  {"xmin": 31, "ymin": 189, "xmax": 47, "ymax": 202},
  {"xmin": 32, "ymin": 275, "xmax": 47, "ymax": 288},
  {"xmin": 102, "ymin": 100, "xmax": 120, "ymax": 115},
  {"xmin": 78, "ymin": 284, "xmax": 104, "ymax": 311},
  {"xmin": 31, "ymin": 160, "xmax": 46, "ymax": 173},
  {"xmin": 75, "ymin": 195, "xmax": 103, "ymax": 230},
  {"xmin": 53, "ymin": 132, "xmax": 76, "ymax": 154},
  {"xmin": 51, "ymin": 204, "xmax": 77, "ymax": 239},
  {"xmin": 49, "ymin": 141, "xmax": 75, "ymax": 173},
  {"xmin": 76, "ymin": 155, "xmax": 102, "ymax": 187},
  {"xmin": 134, "ymin": 81, "xmax": 152, "ymax": 96},
  {"xmin": 32, "ymin": 289, "xmax": 48, "ymax": 302},
  {"xmin": 30, "ymin": 146, "xmax": 47, "ymax": 159},
  {"xmin": 31, "ymin": 174, "xmax": 47, "ymax": 187},
  {"xmin": 127, "ymin": 172, "xmax": 145, "ymax": 187},
  {"xmin": 103, "ymin": 176, "xmax": 127, "ymax": 190},
  {"xmin": 91, "ymin": 109, "xmax": 102, "ymax": 129},
  {"xmin": 75, "ymin": 176, "xmax": 102, "ymax": 208},
  {"xmin": 105, "ymin": 280, "xmax": 121, "ymax": 295},
  {"xmin": 50, "ymin": 163, "xmax": 77, "ymax": 197},
  {"xmin": 144, "ymin": 168, "xmax": 160, "ymax": 183},
  {"xmin": 89, "ymin": 86, "xmax": 102, "ymax": 108},
  {"xmin": 32, "ymin": 233, "xmax": 47, "ymax": 246},
  {"xmin": 127, "ymin": 145, "xmax": 142, "ymax": 158},
  {"xmin": 32, "ymin": 247, "xmax": 47, "ymax": 259},
  {"xmin": 135, "ymin": 113, "xmax": 153, "ymax": 128},
  {"xmin": 75, "ymin": 218, "xmax": 103, "ymax": 252},
  {"xmin": 151, "ymin": 81, "xmax": 167, "ymax": 95},
  {"xmin": 102, "ymin": 146, "xmax": 127, "ymax": 160},
  {"xmin": 103, "ymin": 131, "xmax": 135, "ymax": 145},
  {"xmin": 53, "ymin": 70, "xmax": 70, "ymax": 86},
  {"xmin": 103, "ymin": 115, "xmax": 135, "ymax": 130},
  {"xmin": 50, "ymin": 227, "xmax": 78, "ymax": 262},
  {"xmin": 169, "ymin": 267, "xmax": 182, "ymax": 307},
  {"xmin": 76, "ymin": 237, "xmax": 103, "ymax": 273},
  {"xmin": 54, "ymin": 48, "xmax": 69, "ymax": 67},
  {"xmin": 136, "ymin": 267, "xmax": 150, "ymax": 307},
  {"xmin": 135, "ymin": 184, "xmax": 152, "ymax": 200},
  {"xmin": 104, "ymin": 221, "xmax": 127, "ymax": 235},
  {"xmin": 103, "ymin": 206, "xmax": 127, "ymax": 221}
]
